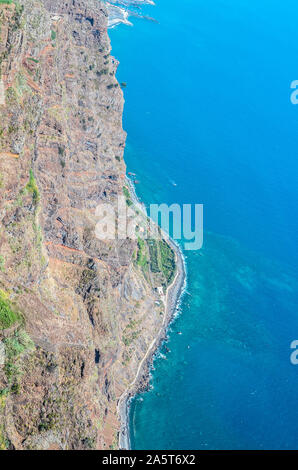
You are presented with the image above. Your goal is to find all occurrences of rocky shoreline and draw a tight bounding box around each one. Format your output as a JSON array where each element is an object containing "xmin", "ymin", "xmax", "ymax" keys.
[
  {"xmin": 117, "ymin": 181, "xmax": 187, "ymax": 450},
  {"xmin": 105, "ymin": 0, "xmax": 158, "ymax": 29},
  {"xmin": 0, "ymin": 0, "xmax": 185, "ymax": 449},
  {"xmin": 1, "ymin": 0, "xmax": 168, "ymax": 449}
]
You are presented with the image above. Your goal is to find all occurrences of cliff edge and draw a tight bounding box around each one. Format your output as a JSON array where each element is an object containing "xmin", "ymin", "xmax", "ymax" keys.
[{"xmin": 0, "ymin": 0, "xmax": 177, "ymax": 450}]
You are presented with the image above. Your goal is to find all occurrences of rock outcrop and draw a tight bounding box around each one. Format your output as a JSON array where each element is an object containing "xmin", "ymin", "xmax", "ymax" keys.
[{"xmin": 0, "ymin": 0, "xmax": 175, "ymax": 450}]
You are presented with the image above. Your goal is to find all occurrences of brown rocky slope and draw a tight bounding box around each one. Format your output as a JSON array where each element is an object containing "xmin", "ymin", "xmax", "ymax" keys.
[{"xmin": 0, "ymin": 0, "xmax": 177, "ymax": 449}]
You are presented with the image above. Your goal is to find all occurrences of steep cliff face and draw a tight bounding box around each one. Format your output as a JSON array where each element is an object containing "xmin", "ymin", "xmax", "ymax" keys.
[{"xmin": 0, "ymin": 0, "xmax": 172, "ymax": 450}]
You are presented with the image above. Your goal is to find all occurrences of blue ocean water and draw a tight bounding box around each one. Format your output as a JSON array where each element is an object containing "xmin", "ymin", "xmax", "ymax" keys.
[{"xmin": 109, "ymin": 0, "xmax": 298, "ymax": 449}]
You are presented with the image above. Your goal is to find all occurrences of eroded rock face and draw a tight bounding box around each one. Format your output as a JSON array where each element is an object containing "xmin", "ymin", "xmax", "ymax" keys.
[{"xmin": 0, "ymin": 0, "xmax": 164, "ymax": 449}]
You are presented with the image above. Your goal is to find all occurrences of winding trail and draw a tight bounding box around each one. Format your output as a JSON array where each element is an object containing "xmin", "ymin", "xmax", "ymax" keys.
[{"xmin": 117, "ymin": 182, "xmax": 186, "ymax": 449}]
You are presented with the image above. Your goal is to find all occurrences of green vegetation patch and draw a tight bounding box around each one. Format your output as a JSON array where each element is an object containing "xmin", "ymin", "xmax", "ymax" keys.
[
  {"xmin": 0, "ymin": 255, "xmax": 4, "ymax": 272},
  {"xmin": 25, "ymin": 169, "xmax": 40, "ymax": 204},
  {"xmin": 136, "ymin": 238, "xmax": 147, "ymax": 267},
  {"xmin": 123, "ymin": 185, "xmax": 133, "ymax": 206},
  {"xmin": 146, "ymin": 238, "xmax": 177, "ymax": 286},
  {"xmin": 0, "ymin": 1, "xmax": 24, "ymax": 30},
  {"xmin": 0, "ymin": 290, "xmax": 20, "ymax": 329},
  {"xmin": 122, "ymin": 330, "xmax": 140, "ymax": 347},
  {"xmin": 4, "ymin": 330, "xmax": 34, "ymax": 383},
  {"xmin": 5, "ymin": 86, "xmax": 18, "ymax": 105},
  {"xmin": 15, "ymin": 71, "xmax": 27, "ymax": 96},
  {"xmin": 159, "ymin": 240, "xmax": 176, "ymax": 286},
  {"xmin": 27, "ymin": 57, "xmax": 39, "ymax": 64},
  {"xmin": 0, "ymin": 0, "xmax": 21, "ymax": 8},
  {"xmin": 147, "ymin": 239, "xmax": 161, "ymax": 273}
]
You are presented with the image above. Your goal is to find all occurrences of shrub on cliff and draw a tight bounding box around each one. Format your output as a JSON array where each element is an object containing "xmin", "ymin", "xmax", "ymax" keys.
[
  {"xmin": 25, "ymin": 169, "xmax": 40, "ymax": 204},
  {"xmin": 0, "ymin": 290, "xmax": 20, "ymax": 329}
]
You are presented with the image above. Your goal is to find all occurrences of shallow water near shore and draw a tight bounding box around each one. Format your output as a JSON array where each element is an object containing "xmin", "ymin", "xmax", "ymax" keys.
[{"xmin": 110, "ymin": 0, "xmax": 298, "ymax": 449}]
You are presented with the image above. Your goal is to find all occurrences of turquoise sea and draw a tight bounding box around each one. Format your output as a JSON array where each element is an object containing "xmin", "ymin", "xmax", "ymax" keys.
[{"xmin": 109, "ymin": 0, "xmax": 298, "ymax": 449}]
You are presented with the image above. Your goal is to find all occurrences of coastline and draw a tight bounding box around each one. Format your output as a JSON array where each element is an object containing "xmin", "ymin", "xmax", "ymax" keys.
[
  {"xmin": 106, "ymin": 3, "xmax": 133, "ymax": 28},
  {"xmin": 117, "ymin": 179, "xmax": 187, "ymax": 450},
  {"xmin": 106, "ymin": 1, "xmax": 158, "ymax": 29}
]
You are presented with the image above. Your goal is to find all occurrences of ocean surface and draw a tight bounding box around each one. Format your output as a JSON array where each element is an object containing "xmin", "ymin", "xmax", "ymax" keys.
[{"xmin": 109, "ymin": 0, "xmax": 298, "ymax": 449}]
